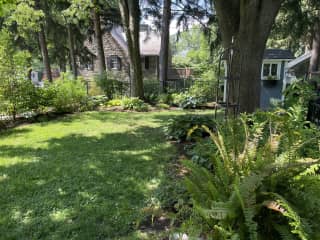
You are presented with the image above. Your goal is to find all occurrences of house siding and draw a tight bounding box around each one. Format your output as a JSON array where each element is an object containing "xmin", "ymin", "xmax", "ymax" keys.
[
  {"xmin": 79, "ymin": 31, "xmax": 160, "ymax": 81},
  {"xmin": 142, "ymin": 56, "xmax": 159, "ymax": 79}
]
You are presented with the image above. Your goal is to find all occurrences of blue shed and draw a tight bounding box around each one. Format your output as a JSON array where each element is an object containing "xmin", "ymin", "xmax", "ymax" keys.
[
  {"xmin": 260, "ymin": 49, "xmax": 294, "ymax": 108},
  {"xmin": 223, "ymin": 49, "xmax": 294, "ymax": 109}
]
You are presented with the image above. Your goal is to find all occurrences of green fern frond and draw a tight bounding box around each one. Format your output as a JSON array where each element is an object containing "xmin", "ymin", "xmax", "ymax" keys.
[
  {"xmin": 201, "ymin": 125, "xmax": 233, "ymax": 175},
  {"xmin": 236, "ymin": 173, "xmax": 263, "ymax": 240},
  {"xmin": 273, "ymin": 223, "xmax": 297, "ymax": 240},
  {"xmin": 267, "ymin": 193, "xmax": 309, "ymax": 240},
  {"xmin": 213, "ymin": 224, "xmax": 235, "ymax": 240},
  {"xmin": 295, "ymin": 163, "xmax": 320, "ymax": 179},
  {"xmin": 195, "ymin": 201, "xmax": 231, "ymax": 220}
]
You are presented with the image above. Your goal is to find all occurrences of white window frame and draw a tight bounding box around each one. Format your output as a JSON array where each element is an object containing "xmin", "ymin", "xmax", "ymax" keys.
[{"xmin": 261, "ymin": 61, "xmax": 281, "ymax": 80}]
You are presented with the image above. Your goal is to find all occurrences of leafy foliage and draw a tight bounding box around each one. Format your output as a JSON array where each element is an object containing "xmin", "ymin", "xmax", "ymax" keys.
[
  {"xmin": 121, "ymin": 97, "xmax": 149, "ymax": 112},
  {"xmin": 283, "ymin": 80, "xmax": 316, "ymax": 110},
  {"xmin": 163, "ymin": 114, "xmax": 216, "ymax": 142},
  {"xmin": 170, "ymin": 80, "xmax": 216, "ymax": 109},
  {"xmin": 182, "ymin": 109, "xmax": 320, "ymax": 239},
  {"xmin": 94, "ymin": 72, "xmax": 129, "ymax": 100},
  {"xmin": 156, "ymin": 103, "xmax": 170, "ymax": 109},
  {"xmin": 185, "ymin": 138, "xmax": 216, "ymax": 169},
  {"xmin": 50, "ymin": 74, "xmax": 87, "ymax": 113},
  {"xmin": 85, "ymin": 95, "xmax": 108, "ymax": 110},
  {"xmin": 171, "ymin": 92, "xmax": 204, "ymax": 109},
  {"xmin": 0, "ymin": 30, "xmax": 32, "ymax": 119},
  {"xmin": 143, "ymin": 78, "xmax": 160, "ymax": 104},
  {"xmin": 106, "ymin": 99, "xmax": 122, "ymax": 107},
  {"xmin": 158, "ymin": 93, "xmax": 174, "ymax": 105}
]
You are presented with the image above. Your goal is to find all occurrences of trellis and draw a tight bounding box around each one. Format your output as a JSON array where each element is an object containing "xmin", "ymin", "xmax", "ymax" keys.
[{"xmin": 215, "ymin": 46, "xmax": 242, "ymax": 119}]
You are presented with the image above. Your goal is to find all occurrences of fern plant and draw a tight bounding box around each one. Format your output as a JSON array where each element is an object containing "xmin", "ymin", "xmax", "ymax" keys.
[{"xmin": 183, "ymin": 110, "xmax": 320, "ymax": 240}]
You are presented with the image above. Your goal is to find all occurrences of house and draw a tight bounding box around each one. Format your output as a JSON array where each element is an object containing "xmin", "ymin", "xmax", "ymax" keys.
[
  {"xmin": 79, "ymin": 25, "xmax": 163, "ymax": 81},
  {"xmin": 223, "ymin": 49, "xmax": 295, "ymax": 109}
]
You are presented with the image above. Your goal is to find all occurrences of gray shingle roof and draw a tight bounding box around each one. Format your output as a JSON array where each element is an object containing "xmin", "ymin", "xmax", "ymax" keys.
[
  {"xmin": 139, "ymin": 31, "xmax": 161, "ymax": 56},
  {"xmin": 111, "ymin": 26, "xmax": 161, "ymax": 56},
  {"xmin": 222, "ymin": 49, "xmax": 294, "ymax": 60},
  {"xmin": 263, "ymin": 49, "xmax": 294, "ymax": 59}
]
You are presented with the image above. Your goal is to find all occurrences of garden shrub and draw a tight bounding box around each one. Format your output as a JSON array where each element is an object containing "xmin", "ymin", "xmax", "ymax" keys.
[
  {"xmin": 0, "ymin": 78, "xmax": 37, "ymax": 119},
  {"xmin": 51, "ymin": 74, "xmax": 87, "ymax": 113},
  {"xmin": 158, "ymin": 93, "xmax": 174, "ymax": 105},
  {"xmin": 121, "ymin": 97, "xmax": 149, "ymax": 112},
  {"xmin": 185, "ymin": 138, "xmax": 216, "ymax": 170},
  {"xmin": 144, "ymin": 78, "xmax": 159, "ymax": 104},
  {"xmin": 171, "ymin": 91, "xmax": 207, "ymax": 109},
  {"xmin": 84, "ymin": 95, "xmax": 108, "ymax": 111},
  {"xmin": 106, "ymin": 99, "xmax": 122, "ymax": 107},
  {"xmin": 163, "ymin": 114, "xmax": 216, "ymax": 142},
  {"xmin": 156, "ymin": 103, "xmax": 170, "ymax": 110},
  {"xmin": 36, "ymin": 82, "xmax": 57, "ymax": 111},
  {"xmin": 0, "ymin": 30, "xmax": 34, "ymax": 119},
  {"xmin": 283, "ymin": 80, "xmax": 316, "ymax": 109},
  {"xmin": 94, "ymin": 72, "xmax": 129, "ymax": 99},
  {"xmin": 188, "ymin": 79, "xmax": 216, "ymax": 103}
]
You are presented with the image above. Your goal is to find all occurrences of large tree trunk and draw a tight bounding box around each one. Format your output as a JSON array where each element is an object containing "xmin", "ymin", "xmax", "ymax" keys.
[
  {"xmin": 159, "ymin": 0, "xmax": 171, "ymax": 93},
  {"xmin": 214, "ymin": 0, "xmax": 283, "ymax": 113},
  {"xmin": 38, "ymin": 24, "xmax": 52, "ymax": 82},
  {"xmin": 309, "ymin": 21, "xmax": 320, "ymax": 74},
  {"xmin": 67, "ymin": 24, "xmax": 77, "ymax": 78},
  {"xmin": 119, "ymin": 0, "xmax": 144, "ymax": 98},
  {"xmin": 35, "ymin": 0, "xmax": 52, "ymax": 82},
  {"xmin": 92, "ymin": 8, "xmax": 106, "ymax": 74}
]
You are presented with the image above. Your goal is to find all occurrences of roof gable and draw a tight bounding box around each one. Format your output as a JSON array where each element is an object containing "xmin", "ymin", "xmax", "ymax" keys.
[
  {"xmin": 111, "ymin": 26, "xmax": 161, "ymax": 56},
  {"xmin": 263, "ymin": 49, "xmax": 294, "ymax": 60},
  {"xmin": 139, "ymin": 31, "xmax": 161, "ymax": 56}
]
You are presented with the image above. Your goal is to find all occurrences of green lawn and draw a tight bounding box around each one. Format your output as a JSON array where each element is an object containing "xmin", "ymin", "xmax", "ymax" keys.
[{"xmin": 0, "ymin": 110, "xmax": 213, "ymax": 240}]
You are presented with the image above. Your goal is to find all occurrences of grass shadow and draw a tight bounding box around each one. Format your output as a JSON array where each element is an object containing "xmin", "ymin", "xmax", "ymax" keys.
[{"xmin": 0, "ymin": 123, "xmax": 174, "ymax": 239}]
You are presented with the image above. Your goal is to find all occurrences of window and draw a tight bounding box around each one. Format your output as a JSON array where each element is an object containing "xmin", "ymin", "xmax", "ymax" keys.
[
  {"xmin": 108, "ymin": 55, "xmax": 121, "ymax": 71},
  {"xmin": 80, "ymin": 56, "xmax": 94, "ymax": 71},
  {"xmin": 262, "ymin": 63, "xmax": 279, "ymax": 79},
  {"xmin": 271, "ymin": 64, "xmax": 278, "ymax": 76},
  {"xmin": 263, "ymin": 64, "xmax": 270, "ymax": 77},
  {"xmin": 145, "ymin": 56, "xmax": 150, "ymax": 70},
  {"xmin": 86, "ymin": 57, "xmax": 94, "ymax": 71}
]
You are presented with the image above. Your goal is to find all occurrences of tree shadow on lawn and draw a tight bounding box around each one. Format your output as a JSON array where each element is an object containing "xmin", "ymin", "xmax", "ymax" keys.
[
  {"xmin": 36, "ymin": 111, "xmax": 152, "ymax": 128},
  {"xmin": 0, "ymin": 126, "xmax": 174, "ymax": 240},
  {"xmin": 0, "ymin": 127, "xmax": 32, "ymax": 137},
  {"xmin": 77, "ymin": 111, "xmax": 216, "ymax": 126}
]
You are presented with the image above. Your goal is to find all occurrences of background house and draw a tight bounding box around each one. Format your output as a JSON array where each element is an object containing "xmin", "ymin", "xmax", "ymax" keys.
[{"xmin": 79, "ymin": 25, "xmax": 163, "ymax": 81}]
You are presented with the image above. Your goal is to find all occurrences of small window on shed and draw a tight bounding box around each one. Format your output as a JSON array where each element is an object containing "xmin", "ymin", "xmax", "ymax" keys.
[
  {"xmin": 263, "ymin": 64, "xmax": 270, "ymax": 77},
  {"xmin": 145, "ymin": 56, "xmax": 150, "ymax": 70},
  {"xmin": 262, "ymin": 63, "xmax": 280, "ymax": 80},
  {"xmin": 271, "ymin": 64, "xmax": 278, "ymax": 76},
  {"xmin": 107, "ymin": 55, "xmax": 122, "ymax": 71}
]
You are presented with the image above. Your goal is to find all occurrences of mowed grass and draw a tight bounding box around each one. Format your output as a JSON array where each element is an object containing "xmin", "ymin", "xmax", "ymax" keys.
[{"xmin": 0, "ymin": 110, "xmax": 206, "ymax": 240}]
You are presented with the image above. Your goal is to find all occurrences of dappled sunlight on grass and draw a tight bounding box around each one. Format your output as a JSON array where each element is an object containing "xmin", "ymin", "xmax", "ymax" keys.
[{"xmin": 0, "ymin": 110, "xmax": 214, "ymax": 239}]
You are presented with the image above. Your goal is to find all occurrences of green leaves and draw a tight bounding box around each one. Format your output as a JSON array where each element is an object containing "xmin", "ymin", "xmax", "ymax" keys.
[
  {"xmin": 4, "ymin": 0, "xmax": 44, "ymax": 34},
  {"xmin": 182, "ymin": 107, "xmax": 320, "ymax": 239}
]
